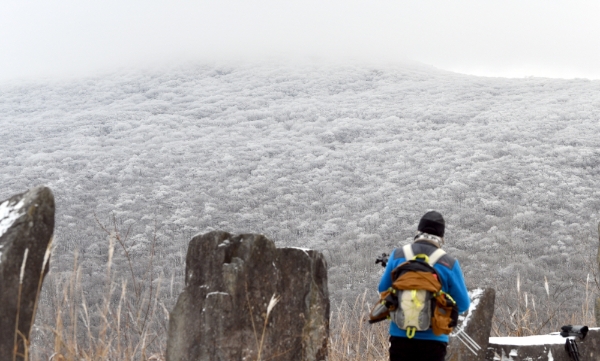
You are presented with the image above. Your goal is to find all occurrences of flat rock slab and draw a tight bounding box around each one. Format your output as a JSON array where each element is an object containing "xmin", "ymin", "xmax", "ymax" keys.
[
  {"xmin": 486, "ymin": 328, "xmax": 600, "ymax": 361},
  {"xmin": 167, "ymin": 231, "xmax": 329, "ymax": 361},
  {"xmin": 447, "ymin": 288, "xmax": 496, "ymax": 361},
  {"xmin": 0, "ymin": 186, "xmax": 54, "ymax": 360}
]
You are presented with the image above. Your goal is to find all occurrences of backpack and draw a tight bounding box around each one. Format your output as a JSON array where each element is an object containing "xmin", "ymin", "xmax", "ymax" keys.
[{"xmin": 369, "ymin": 244, "xmax": 459, "ymax": 338}]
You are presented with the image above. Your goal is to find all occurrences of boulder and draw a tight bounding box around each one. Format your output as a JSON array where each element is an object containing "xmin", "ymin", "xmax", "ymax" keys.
[
  {"xmin": 596, "ymin": 222, "xmax": 600, "ymax": 325},
  {"xmin": 596, "ymin": 297, "xmax": 600, "ymax": 330},
  {"xmin": 167, "ymin": 231, "xmax": 329, "ymax": 361},
  {"xmin": 0, "ymin": 186, "xmax": 55, "ymax": 360},
  {"xmin": 447, "ymin": 288, "xmax": 496, "ymax": 361},
  {"xmin": 486, "ymin": 328, "xmax": 600, "ymax": 360}
]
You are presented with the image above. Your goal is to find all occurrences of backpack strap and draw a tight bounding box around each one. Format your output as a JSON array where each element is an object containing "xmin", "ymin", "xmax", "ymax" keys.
[
  {"xmin": 403, "ymin": 244, "xmax": 447, "ymax": 267},
  {"xmin": 402, "ymin": 244, "xmax": 414, "ymax": 261},
  {"xmin": 427, "ymin": 248, "xmax": 447, "ymax": 267}
]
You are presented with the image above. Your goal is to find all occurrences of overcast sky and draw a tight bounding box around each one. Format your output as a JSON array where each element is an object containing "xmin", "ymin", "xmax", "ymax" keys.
[{"xmin": 1, "ymin": 0, "xmax": 599, "ymax": 81}]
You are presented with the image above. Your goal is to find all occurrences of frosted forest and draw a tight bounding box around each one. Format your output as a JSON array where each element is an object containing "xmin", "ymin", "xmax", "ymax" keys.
[{"xmin": 1, "ymin": 62, "xmax": 600, "ymax": 355}]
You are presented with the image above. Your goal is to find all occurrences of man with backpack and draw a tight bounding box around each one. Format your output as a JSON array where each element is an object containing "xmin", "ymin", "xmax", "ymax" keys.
[{"xmin": 377, "ymin": 211, "xmax": 470, "ymax": 361}]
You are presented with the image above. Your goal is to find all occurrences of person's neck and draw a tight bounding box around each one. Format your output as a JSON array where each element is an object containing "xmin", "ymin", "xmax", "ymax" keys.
[{"xmin": 414, "ymin": 239, "xmax": 441, "ymax": 248}]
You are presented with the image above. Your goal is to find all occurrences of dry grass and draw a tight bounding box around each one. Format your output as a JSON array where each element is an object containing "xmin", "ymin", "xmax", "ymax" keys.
[
  {"xmin": 17, "ymin": 219, "xmax": 599, "ymax": 360},
  {"xmin": 26, "ymin": 256, "xmax": 600, "ymax": 361},
  {"xmin": 27, "ymin": 216, "xmax": 168, "ymax": 361},
  {"xmin": 33, "ymin": 255, "xmax": 166, "ymax": 361},
  {"xmin": 328, "ymin": 290, "xmax": 390, "ymax": 361},
  {"xmin": 24, "ymin": 267, "xmax": 599, "ymax": 361},
  {"xmin": 328, "ymin": 281, "xmax": 598, "ymax": 361},
  {"xmin": 492, "ymin": 272, "xmax": 597, "ymax": 337}
]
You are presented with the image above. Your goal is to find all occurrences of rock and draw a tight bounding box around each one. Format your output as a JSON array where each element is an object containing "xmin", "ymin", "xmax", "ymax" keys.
[
  {"xmin": 167, "ymin": 231, "xmax": 329, "ymax": 361},
  {"xmin": 596, "ymin": 222, "xmax": 600, "ymax": 325},
  {"xmin": 447, "ymin": 288, "xmax": 496, "ymax": 361},
  {"xmin": 596, "ymin": 298, "xmax": 600, "ymax": 330},
  {"xmin": 0, "ymin": 186, "xmax": 55, "ymax": 360},
  {"xmin": 486, "ymin": 328, "xmax": 600, "ymax": 360}
]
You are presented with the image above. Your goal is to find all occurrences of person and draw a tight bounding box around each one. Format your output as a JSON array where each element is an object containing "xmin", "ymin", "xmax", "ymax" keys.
[{"xmin": 378, "ymin": 211, "xmax": 470, "ymax": 361}]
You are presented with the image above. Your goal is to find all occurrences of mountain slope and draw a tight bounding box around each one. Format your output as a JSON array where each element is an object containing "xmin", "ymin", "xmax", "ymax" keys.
[{"xmin": 1, "ymin": 63, "xmax": 599, "ymax": 334}]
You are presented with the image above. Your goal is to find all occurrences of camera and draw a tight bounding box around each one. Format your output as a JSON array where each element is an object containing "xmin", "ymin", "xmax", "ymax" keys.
[
  {"xmin": 561, "ymin": 325, "xmax": 588, "ymax": 361},
  {"xmin": 375, "ymin": 253, "xmax": 389, "ymax": 268},
  {"xmin": 560, "ymin": 325, "xmax": 588, "ymax": 340}
]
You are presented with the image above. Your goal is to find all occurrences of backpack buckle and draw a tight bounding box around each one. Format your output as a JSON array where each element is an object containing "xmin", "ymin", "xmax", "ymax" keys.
[{"xmin": 413, "ymin": 254, "xmax": 430, "ymax": 263}]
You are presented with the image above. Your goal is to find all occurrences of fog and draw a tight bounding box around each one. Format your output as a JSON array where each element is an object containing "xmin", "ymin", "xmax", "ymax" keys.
[{"xmin": 1, "ymin": 0, "xmax": 599, "ymax": 81}]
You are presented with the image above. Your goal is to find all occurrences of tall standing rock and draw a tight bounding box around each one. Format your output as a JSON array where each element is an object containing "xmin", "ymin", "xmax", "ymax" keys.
[
  {"xmin": 595, "ymin": 222, "xmax": 600, "ymax": 326},
  {"xmin": 167, "ymin": 231, "xmax": 329, "ymax": 361},
  {"xmin": 447, "ymin": 288, "xmax": 496, "ymax": 361},
  {"xmin": 0, "ymin": 186, "xmax": 54, "ymax": 360}
]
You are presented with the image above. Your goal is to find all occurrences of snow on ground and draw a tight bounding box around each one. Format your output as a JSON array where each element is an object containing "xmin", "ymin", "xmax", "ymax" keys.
[
  {"xmin": 490, "ymin": 328, "xmax": 599, "ymax": 345},
  {"xmin": 490, "ymin": 333, "xmax": 569, "ymax": 345}
]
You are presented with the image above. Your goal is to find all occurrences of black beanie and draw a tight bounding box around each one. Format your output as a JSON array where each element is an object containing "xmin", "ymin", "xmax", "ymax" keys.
[{"xmin": 418, "ymin": 211, "xmax": 445, "ymax": 237}]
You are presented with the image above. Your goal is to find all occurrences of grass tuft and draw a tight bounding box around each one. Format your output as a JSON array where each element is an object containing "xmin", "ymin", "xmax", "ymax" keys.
[{"xmin": 20, "ymin": 218, "xmax": 599, "ymax": 360}]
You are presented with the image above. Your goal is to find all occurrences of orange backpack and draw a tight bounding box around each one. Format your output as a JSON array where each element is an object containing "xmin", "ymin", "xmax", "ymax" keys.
[{"xmin": 369, "ymin": 245, "xmax": 458, "ymax": 337}]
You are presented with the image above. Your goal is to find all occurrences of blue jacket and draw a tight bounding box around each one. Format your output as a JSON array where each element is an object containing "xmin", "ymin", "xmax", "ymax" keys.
[{"xmin": 378, "ymin": 241, "xmax": 470, "ymax": 343}]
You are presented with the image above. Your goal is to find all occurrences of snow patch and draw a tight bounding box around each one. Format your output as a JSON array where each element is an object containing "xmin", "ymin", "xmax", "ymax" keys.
[
  {"xmin": 0, "ymin": 199, "xmax": 25, "ymax": 239},
  {"xmin": 206, "ymin": 292, "xmax": 229, "ymax": 298},
  {"xmin": 489, "ymin": 333, "xmax": 570, "ymax": 346},
  {"xmin": 456, "ymin": 288, "xmax": 484, "ymax": 330},
  {"xmin": 289, "ymin": 247, "xmax": 311, "ymax": 256}
]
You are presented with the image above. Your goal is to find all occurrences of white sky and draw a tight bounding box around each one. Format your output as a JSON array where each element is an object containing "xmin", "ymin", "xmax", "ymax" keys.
[{"xmin": 1, "ymin": 0, "xmax": 600, "ymax": 81}]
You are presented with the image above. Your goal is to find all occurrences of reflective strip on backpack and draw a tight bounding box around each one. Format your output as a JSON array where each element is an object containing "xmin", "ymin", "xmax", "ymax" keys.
[
  {"xmin": 427, "ymin": 249, "xmax": 446, "ymax": 266},
  {"xmin": 402, "ymin": 244, "xmax": 414, "ymax": 261}
]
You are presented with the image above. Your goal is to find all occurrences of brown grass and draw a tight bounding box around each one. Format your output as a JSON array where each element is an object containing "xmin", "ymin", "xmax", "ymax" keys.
[
  {"xmin": 19, "ymin": 218, "xmax": 598, "ymax": 360},
  {"xmin": 26, "ymin": 216, "xmax": 168, "ymax": 361},
  {"xmin": 25, "ymin": 267, "xmax": 598, "ymax": 361},
  {"xmin": 328, "ymin": 290, "xmax": 389, "ymax": 361},
  {"xmin": 491, "ymin": 272, "xmax": 597, "ymax": 337}
]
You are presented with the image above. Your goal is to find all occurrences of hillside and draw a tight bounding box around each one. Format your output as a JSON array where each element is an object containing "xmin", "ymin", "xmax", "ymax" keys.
[{"xmin": 1, "ymin": 63, "xmax": 600, "ymax": 353}]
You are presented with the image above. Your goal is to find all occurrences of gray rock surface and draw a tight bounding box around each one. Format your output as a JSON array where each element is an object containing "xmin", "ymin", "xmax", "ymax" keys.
[
  {"xmin": 447, "ymin": 288, "xmax": 496, "ymax": 361},
  {"xmin": 596, "ymin": 298, "xmax": 600, "ymax": 331},
  {"xmin": 0, "ymin": 186, "xmax": 54, "ymax": 360},
  {"xmin": 167, "ymin": 231, "xmax": 329, "ymax": 361},
  {"xmin": 596, "ymin": 222, "xmax": 600, "ymax": 325},
  {"xmin": 486, "ymin": 328, "xmax": 600, "ymax": 361}
]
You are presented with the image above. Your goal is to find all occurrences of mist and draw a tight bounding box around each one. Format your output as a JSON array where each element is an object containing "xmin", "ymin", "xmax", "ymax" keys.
[{"xmin": 1, "ymin": 0, "xmax": 600, "ymax": 81}]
